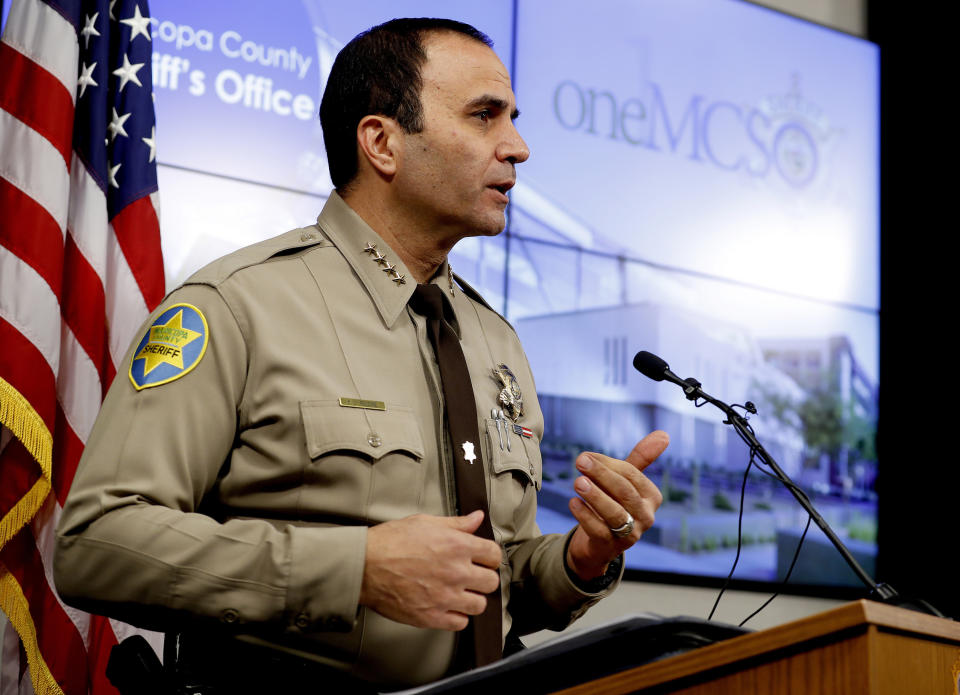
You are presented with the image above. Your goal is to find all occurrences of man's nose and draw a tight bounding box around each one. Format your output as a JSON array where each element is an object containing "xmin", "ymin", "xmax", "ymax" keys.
[{"xmin": 499, "ymin": 124, "xmax": 530, "ymax": 164}]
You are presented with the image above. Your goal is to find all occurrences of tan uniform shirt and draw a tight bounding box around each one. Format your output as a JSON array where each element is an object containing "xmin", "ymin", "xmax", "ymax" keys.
[{"xmin": 55, "ymin": 193, "xmax": 618, "ymax": 686}]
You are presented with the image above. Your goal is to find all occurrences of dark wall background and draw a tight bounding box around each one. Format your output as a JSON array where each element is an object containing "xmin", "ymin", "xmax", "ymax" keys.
[{"xmin": 871, "ymin": 2, "xmax": 958, "ymax": 620}]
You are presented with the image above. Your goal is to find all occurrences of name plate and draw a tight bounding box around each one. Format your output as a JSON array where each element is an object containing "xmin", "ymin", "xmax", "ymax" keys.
[{"xmin": 338, "ymin": 397, "xmax": 386, "ymax": 411}]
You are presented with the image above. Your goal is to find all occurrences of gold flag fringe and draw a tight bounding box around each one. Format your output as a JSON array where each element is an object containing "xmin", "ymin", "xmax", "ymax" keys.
[
  {"xmin": 0, "ymin": 377, "xmax": 64, "ymax": 695},
  {"xmin": 0, "ymin": 568, "xmax": 64, "ymax": 695}
]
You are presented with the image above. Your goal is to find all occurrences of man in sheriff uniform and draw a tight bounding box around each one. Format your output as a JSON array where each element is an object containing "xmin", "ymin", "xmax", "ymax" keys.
[{"xmin": 55, "ymin": 18, "xmax": 668, "ymax": 691}]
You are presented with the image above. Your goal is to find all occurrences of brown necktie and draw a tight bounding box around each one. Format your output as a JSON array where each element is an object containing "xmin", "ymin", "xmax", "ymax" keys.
[{"xmin": 408, "ymin": 283, "xmax": 502, "ymax": 668}]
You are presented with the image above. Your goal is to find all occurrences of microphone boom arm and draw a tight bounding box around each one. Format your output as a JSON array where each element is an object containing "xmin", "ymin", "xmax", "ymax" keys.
[
  {"xmin": 686, "ymin": 378, "xmax": 895, "ymax": 600},
  {"xmin": 633, "ymin": 351, "xmax": 896, "ymax": 601}
]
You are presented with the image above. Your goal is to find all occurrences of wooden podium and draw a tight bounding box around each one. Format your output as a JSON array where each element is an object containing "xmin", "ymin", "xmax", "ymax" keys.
[{"xmin": 550, "ymin": 600, "xmax": 960, "ymax": 694}]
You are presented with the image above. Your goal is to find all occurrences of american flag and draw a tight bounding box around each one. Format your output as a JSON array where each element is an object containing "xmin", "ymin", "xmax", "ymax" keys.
[{"xmin": 0, "ymin": 0, "xmax": 164, "ymax": 692}]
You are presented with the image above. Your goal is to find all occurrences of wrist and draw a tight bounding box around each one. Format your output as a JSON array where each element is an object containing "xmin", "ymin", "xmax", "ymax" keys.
[
  {"xmin": 565, "ymin": 546, "xmax": 608, "ymax": 581},
  {"xmin": 563, "ymin": 530, "xmax": 622, "ymax": 593}
]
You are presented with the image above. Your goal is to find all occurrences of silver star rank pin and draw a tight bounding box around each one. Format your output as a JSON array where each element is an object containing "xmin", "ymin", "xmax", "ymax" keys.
[{"xmin": 363, "ymin": 243, "xmax": 406, "ymax": 287}]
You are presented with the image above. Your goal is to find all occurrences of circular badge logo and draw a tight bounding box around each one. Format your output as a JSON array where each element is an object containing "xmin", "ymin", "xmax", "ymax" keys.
[
  {"xmin": 128, "ymin": 303, "xmax": 209, "ymax": 390},
  {"xmin": 773, "ymin": 122, "xmax": 818, "ymax": 188}
]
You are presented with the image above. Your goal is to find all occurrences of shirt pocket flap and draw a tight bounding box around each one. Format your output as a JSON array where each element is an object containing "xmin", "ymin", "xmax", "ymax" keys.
[
  {"xmin": 485, "ymin": 419, "xmax": 542, "ymax": 490},
  {"xmin": 301, "ymin": 401, "xmax": 425, "ymax": 461}
]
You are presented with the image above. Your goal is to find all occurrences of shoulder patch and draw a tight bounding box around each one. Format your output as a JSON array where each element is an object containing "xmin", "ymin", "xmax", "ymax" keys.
[{"xmin": 128, "ymin": 304, "xmax": 209, "ymax": 390}]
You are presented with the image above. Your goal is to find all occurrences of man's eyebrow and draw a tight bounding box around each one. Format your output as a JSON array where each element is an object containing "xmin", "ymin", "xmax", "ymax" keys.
[{"xmin": 466, "ymin": 94, "xmax": 520, "ymax": 119}]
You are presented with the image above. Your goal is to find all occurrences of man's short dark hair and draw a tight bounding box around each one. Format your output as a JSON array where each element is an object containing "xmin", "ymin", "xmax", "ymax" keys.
[{"xmin": 319, "ymin": 18, "xmax": 493, "ymax": 192}]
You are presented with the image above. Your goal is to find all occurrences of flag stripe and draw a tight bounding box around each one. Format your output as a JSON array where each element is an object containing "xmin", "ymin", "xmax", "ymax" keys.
[
  {"xmin": 50, "ymin": 405, "xmax": 85, "ymax": 505},
  {"xmin": 110, "ymin": 197, "xmax": 165, "ymax": 309},
  {"xmin": 0, "ymin": 617, "xmax": 32, "ymax": 695},
  {"xmin": 0, "ymin": 443, "xmax": 42, "ymax": 523},
  {"xmin": 105, "ymin": 233, "xmax": 150, "ymax": 369},
  {"xmin": 0, "ymin": 109, "xmax": 69, "ymax": 235},
  {"xmin": 0, "ymin": 320, "xmax": 57, "ymax": 434},
  {"xmin": 84, "ymin": 624, "xmax": 119, "ymax": 695},
  {"xmin": 0, "ymin": 177, "xmax": 65, "ymax": 301},
  {"xmin": 61, "ymin": 236, "xmax": 111, "ymax": 397},
  {"xmin": 1, "ymin": 0, "xmax": 79, "ymax": 99},
  {"xmin": 67, "ymin": 157, "xmax": 142, "ymax": 375},
  {"xmin": 0, "ymin": 246, "xmax": 62, "ymax": 379},
  {"xmin": 31, "ymin": 500, "xmax": 95, "ymax": 652},
  {"xmin": 82, "ymin": 623, "xmax": 118, "ymax": 695},
  {"xmin": 104, "ymin": 360, "xmax": 117, "ymax": 401},
  {"xmin": 0, "ymin": 42, "xmax": 73, "ymax": 167},
  {"xmin": 55, "ymin": 323, "xmax": 103, "ymax": 446},
  {"xmin": 66, "ymin": 155, "xmax": 110, "ymax": 284},
  {"xmin": 149, "ymin": 191, "xmax": 161, "ymax": 229}
]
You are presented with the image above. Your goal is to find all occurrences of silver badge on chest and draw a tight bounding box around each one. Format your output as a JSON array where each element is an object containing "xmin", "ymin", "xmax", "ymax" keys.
[{"xmin": 492, "ymin": 363, "xmax": 523, "ymax": 423}]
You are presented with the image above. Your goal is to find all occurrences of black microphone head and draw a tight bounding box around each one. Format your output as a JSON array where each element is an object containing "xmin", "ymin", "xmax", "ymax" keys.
[{"xmin": 633, "ymin": 351, "xmax": 669, "ymax": 382}]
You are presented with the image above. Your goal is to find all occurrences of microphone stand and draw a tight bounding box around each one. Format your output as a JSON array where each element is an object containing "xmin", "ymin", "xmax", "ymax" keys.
[{"xmin": 668, "ymin": 373, "xmax": 899, "ymax": 603}]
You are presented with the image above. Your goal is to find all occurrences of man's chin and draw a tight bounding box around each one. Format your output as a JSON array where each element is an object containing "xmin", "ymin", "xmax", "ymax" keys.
[
  {"xmin": 446, "ymin": 211, "xmax": 507, "ymax": 241},
  {"xmin": 476, "ymin": 211, "xmax": 507, "ymax": 237}
]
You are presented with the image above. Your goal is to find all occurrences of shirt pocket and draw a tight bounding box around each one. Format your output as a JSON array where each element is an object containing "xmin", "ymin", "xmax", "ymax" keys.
[
  {"xmin": 484, "ymin": 419, "xmax": 542, "ymax": 540},
  {"xmin": 300, "ymin": 401, "xmax": 426, "ymax": 522}
]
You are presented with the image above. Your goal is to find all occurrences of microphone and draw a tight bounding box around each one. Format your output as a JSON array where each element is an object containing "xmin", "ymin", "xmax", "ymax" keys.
[
  {"xmin": 633, "ymin": 351, "xmax": 702, "ymax": 400},
  {"xmin": 632, "ymin": 350, "xmax": 669, "ymax": 381}
]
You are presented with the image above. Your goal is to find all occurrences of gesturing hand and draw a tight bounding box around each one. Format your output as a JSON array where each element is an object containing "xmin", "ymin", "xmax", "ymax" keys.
[
  {"xmin": 565, "ymin": 431, "xmax": 669, "ymax": 581},
  {"xmin": 360, "ymin": 510, "xmax": 502, "ymax": 631}
]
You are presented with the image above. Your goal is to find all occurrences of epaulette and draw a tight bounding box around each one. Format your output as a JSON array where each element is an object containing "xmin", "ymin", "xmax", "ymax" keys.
[
  {"xmin": 184, "ymin": 225, "xmax": 328, "ymax": 288},
  {"xmin": 452, "ymin": 272, "xmax": 517, "ymax": 334}
]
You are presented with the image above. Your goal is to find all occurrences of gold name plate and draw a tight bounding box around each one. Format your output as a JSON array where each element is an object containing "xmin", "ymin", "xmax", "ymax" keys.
[{"xmin": 338, "ymin": 397, "xmax": 386, "ymax": 411}]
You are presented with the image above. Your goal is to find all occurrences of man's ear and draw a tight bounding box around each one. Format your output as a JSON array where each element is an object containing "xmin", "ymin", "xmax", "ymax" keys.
[{"xmin": 356, "ymin": 115, "xmax": 400, "ymax": 178}]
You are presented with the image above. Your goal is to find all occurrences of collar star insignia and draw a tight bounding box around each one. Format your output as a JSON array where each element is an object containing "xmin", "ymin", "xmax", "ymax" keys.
[
  {"xmin": 363, "ymin": 243, "xmax": 406, "ymax": 287},
  {"xmin": 135, "ymin": 310, "xmax": 202, "ymax": 376}
]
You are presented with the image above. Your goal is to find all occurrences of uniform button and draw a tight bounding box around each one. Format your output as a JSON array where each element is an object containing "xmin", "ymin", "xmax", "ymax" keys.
[
  {"xmin": 300, "ymin": 231, "xmax": 316, "ymax": 242},
  {"xmin": 529, "ymin": 463, "xmax": 535, "ymax": 475},
  {"xmin": 367, "ymin": 433, "xmax": 382, "ymax": 447},
  {"xmin": 294, "ymin": 613, "xmax": 310, "ymax": 629},
  {"xmin": 220, "ymin": 608, "xmax": 239, "ymax": 624}
]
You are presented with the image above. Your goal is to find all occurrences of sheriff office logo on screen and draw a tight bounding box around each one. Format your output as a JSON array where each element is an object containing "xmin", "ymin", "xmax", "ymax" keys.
[{"xmin": 551, "ymin": 74, "xmax": 835, "ymax": 193}]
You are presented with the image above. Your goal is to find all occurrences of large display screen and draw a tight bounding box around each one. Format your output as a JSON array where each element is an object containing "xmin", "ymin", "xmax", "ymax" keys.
[
  {"xmin": 8, "ymin": 0, "xmax": 878, "ymax": 590},
  {"xmin": 506, "ymin": 1, "xmax": 879, "ymax": 591}
]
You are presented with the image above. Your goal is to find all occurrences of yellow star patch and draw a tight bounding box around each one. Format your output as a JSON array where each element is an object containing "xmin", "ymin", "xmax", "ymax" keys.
[
  {"xmin": 134, "ymin": 309, "xmax": 202, "ymax": 375},
  {"xmin": 129, "ymin": 303, "xmax": 209, "ymax": 390}
]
